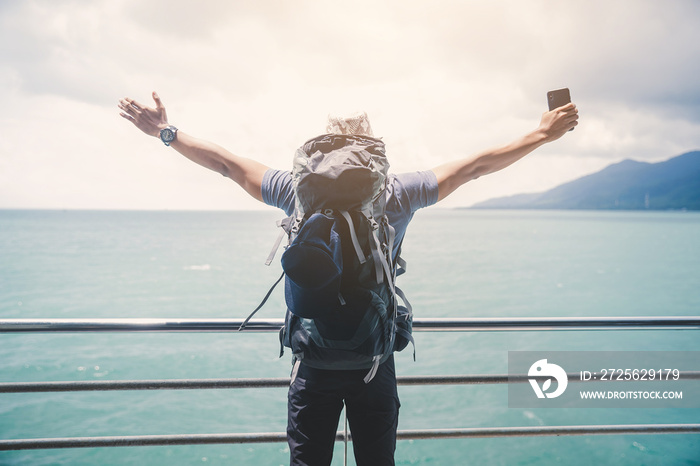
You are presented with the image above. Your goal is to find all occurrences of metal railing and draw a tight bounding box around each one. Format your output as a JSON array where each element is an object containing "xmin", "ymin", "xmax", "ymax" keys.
[
  {"xmin": 1, "ymin": 317, "xmax": 699, "ymax": 455},
  {"xmin": 3, "ymin": 371, "xmax": 700, "ymax": 394},
  {"xmin": 2, "ymin": 316, "xmax": 700, "ymax": 332},
  {"xmin": 3, "ymin": 425, "xmax": 700, "ymax": 451}
]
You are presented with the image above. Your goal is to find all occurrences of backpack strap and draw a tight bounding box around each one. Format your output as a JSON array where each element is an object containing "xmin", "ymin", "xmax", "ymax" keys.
[
  {"xmin": 395, "ymin": 286, "xmax": 413, "ymax": 315},
  {"xmin": 362, "ymin": 211, "xmax": 394, "ymax": 287},
  {"xmin": 265, "ymin": 216, "xmax": 294, "ymax": 266},
  {"xmin": 395, "ymin": 321, "xmax": 415, "ymax": 361},
  {"xmin": 370, "ymin": 228, "xmax": 395, "ymax": 290},
  {"xmin": 363, "ymin": 355, "xmax": 383, "ymax": 384},
  {"xmin": 361, "ymin": 216, "xmax": 403, "ymax": 381},
  {"xmin": 338, "ymin": 210, "xmax": 367, "ymax": 264},
  {"xmin": 382, "ymin": 216, "xmax": 396, "ymax": 269},
  {"xmin": 238, "ymin": 271, "xmax": 285, "ymax": 331},
  {"xmin": 395, "ymin": 286, "xmax": 415, "ymax": 361},
  {"xmin": 278, "ymin": 326, "xmax": 286, "ymax": 358},
  {"xmin": 290, "ymin": 355, "xmax": 303, "ymax": 384},
  {"xmin": 396, "ymin": 256, "xmax": 407, "ymax": 276}
]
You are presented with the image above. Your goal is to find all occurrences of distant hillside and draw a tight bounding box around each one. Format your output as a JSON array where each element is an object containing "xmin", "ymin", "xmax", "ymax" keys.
[{"xmin": 471, "ymin": 151, "xmax": 700, "ymax": 210}]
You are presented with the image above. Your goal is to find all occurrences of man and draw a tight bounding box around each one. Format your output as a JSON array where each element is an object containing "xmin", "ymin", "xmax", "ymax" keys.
[{"xmin": 118, "ymin": 92, "xmax": 578, "ymax": 465}]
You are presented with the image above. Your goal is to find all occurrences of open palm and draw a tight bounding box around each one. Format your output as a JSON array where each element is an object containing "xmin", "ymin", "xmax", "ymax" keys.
[{"xmin": 118, "ymin": 92, "xmax": 169, "ymax": 138}]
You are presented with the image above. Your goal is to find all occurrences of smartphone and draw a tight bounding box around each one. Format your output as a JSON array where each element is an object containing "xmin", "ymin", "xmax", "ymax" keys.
[
  {"xmin": 547, "ymin": 88, "xmax": 571, "ymax": 110},
  {"xmin": 547, "ymin": 88, "xmax": 574, "ymax": 131}
]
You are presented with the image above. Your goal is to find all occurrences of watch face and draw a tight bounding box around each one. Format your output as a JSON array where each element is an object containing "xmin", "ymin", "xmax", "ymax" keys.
[{"xmin": 162, "ymin": 129, "xmax": 174, "ymax": 142}]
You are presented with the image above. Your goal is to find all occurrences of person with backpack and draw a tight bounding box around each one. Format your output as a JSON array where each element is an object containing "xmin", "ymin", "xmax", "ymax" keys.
[{"xmin": 118, "ymin": 92, "xmax": 579, "ymax": 465}]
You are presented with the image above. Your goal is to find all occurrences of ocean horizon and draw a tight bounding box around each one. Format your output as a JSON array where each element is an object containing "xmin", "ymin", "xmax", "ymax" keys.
[{"xmin": 1, "ymin": 208, "xmax": 699, "ymax": 465}]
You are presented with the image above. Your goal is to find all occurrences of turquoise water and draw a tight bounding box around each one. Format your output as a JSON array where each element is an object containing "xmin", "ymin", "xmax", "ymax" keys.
[{"xmin": 1, "ymin": 209, "xmax": 699, "ymax": 465}]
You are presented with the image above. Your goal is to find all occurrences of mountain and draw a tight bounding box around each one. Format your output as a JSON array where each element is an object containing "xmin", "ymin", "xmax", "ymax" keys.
[{"xmin": 471, "ymin": 151, "xmax": 700, "ymax": 210}]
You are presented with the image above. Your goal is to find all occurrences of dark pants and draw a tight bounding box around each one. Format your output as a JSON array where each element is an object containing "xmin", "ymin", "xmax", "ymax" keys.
[{"xmin": 287, "ymin": 355, "xmax": 400, "ymax": 466}]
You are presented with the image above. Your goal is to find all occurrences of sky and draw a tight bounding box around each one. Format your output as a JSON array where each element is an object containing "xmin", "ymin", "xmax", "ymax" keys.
[{"xmin": 1, "ymin": 0, "xmax": 699, "ymax": 210}]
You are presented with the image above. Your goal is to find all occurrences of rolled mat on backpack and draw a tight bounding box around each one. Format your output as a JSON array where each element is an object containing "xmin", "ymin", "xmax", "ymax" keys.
[{"xmin": 281, "ymin": 213, "xmax": 343, "ymax": 318}]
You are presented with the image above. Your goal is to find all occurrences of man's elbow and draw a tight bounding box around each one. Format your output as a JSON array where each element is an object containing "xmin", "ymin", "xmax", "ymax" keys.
[
  {"xmin": 219, "ymin": 161, "xmax": 236, "ymax": 179},
  {"xmin": 454, "ymin": 165, "xmax": 484, "ymax": 188}
]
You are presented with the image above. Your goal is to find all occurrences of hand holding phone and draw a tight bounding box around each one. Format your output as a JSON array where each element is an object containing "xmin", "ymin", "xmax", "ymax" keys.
[{"xmin": 547, "ymin": 88, "xmax": 574, "ymax": 131}]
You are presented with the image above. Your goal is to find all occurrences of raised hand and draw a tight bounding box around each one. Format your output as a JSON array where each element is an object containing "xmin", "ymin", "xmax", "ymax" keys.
[
  {"xmin": 538, "ymin": 102, "xmax": 579, "ymax": 142},
  {"xmin": 118, "ymin": 92, "xmax": 169, "ymax": 138}
]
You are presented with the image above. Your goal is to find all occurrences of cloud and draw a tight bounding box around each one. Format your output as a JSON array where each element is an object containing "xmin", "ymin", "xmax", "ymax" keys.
[
  {"xmin": 0, "ymin": 1, "xmax": 126, "ymax": 105},
  {"xmin": 0, "ymin": 0, "xmax": 699, "ymax": 210},
  {"xmin": 524, "ymin": 1, "xmax": 700, "ymax": 119}
]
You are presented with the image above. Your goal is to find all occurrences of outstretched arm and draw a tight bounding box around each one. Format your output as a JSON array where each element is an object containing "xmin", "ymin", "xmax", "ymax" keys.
[
  {"xmin": 118, "ymin": 92, "xmax": 269, "ymax": 202},
  {"xmin": 432, "ymin": 103, "xmax": 579, "ymax": 202}
]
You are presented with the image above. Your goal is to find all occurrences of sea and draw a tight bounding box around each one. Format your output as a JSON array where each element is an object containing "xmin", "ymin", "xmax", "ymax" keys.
[{"xmin": 1, "ymin": 208, "xmax": 699, "ymax": 465}]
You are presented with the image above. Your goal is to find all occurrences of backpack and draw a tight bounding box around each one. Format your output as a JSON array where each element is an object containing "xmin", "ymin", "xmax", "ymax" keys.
[{"xmin": 241, "ymin": 133, "xmax": 414, "ymax": 383}]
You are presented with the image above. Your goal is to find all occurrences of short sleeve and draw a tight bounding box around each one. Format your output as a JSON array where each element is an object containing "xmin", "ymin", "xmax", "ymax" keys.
[
  {"xmin": 261, "ymin": 169, "xmax": 295, "ymax": 216},
  {"xmin": 390, "ymin": 171, "xmax": 439, "ymax": 213},
  {"xmin": 383, "ymin": 170, "xmax": 438, "ymax": 259}
]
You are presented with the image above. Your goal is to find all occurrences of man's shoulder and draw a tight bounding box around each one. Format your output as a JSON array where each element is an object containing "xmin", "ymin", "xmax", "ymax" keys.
[
  {"xmin": 387, "ymin": 171, "xmax": 439, "ymax": 212},
  {"xmin": 391, "ymin": 170, "xmax": 438, "ymax": 188},
  {"xmin": 262, "ymin": 169, "xmax": 295, "ymax": 214}
]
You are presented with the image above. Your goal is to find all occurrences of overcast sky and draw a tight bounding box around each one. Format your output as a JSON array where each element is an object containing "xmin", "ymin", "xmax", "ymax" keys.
[{"xmin": 1, "ymin": 0, "xmax": 699, "ymax": 210}]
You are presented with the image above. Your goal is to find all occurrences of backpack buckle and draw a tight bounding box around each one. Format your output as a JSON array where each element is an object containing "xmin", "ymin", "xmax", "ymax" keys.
[
  {"xmin": 291, "ymin": 217, "xmax": 303, "ymax": 234},
  {"xmin": 367, "ymin": 216, "xmax": 379, "ymax": 231}
]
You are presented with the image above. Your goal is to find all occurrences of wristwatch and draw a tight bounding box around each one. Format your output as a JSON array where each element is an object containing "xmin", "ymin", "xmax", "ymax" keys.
[{"xmin": 159, "ymin": 125, "xmax": 178, "ymax": 146}]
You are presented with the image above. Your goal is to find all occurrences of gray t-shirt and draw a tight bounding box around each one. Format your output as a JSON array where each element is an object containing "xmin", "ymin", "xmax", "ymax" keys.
[{"xmin": 261, "ymin": 169, "xmax": 439, "ymax": 260}]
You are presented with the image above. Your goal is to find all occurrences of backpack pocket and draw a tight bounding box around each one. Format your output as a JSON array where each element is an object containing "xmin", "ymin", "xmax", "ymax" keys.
[
  {"xmin": 284, "ymin": 288, "xmax": 394, "ymax": 370},
  {"xmin": 393, "ymin": 304, "xmax": 413, "ymax": 354},
  {"xmin": 281, "ymin": 213, "xmax": 343, "ymax": 318}
]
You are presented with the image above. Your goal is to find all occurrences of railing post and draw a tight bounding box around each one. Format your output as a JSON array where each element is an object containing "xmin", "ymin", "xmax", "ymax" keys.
[{"xmin": 343, "ymin": 405, "xmax": 349, "ymax": 466}]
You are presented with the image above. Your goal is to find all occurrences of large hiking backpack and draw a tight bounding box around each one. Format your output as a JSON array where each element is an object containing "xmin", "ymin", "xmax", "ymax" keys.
[{"xmin": 241, "ymin": 133, "xmax": 414, "ymax": 383}]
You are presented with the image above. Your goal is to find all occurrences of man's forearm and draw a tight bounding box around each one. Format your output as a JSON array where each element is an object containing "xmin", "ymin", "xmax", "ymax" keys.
[
  {"xmin": 170, "ymin": 131, "xmax": 269, "ymax": 202},
  {"xmin": 433, "ymin": 129, "xmax": 548, "ymax": 202},
  {"xmin": 118, "ymin": 92, "xmax": 269, "ymax": 202},
  {"xmin": 432, "ymin": 103, "xmax": 578, "ymax": 202}
]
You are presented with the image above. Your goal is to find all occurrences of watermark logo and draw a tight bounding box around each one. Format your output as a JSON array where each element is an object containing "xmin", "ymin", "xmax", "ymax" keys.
[
  {"xmin": 528, "ymin": 359, "xmax": 568, "ymax": 399},
  {"xmin": 509, "ymin": 351, "xmax": 696, "ymax": 408}
]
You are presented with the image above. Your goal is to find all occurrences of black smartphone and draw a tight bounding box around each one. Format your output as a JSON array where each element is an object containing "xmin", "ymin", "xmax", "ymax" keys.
[
  {"xmin": 547, "ymin": 88, "xmax": 571, "ymax": 111},
  {"xmin": 547, "ymin": 88, "xmax": 574, "ymax": 131}
]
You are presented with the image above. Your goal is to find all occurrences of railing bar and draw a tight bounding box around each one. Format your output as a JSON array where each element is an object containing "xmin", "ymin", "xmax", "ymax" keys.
[
  {"xmin": 2, "ymin": 424, "xmax": 699, "ymax": 451},
  {"xmin": 1, "ymin": 317, "xmax": 699, "ymax": 333},
  {"xmin": 395, "ymin": 424, "xmax": 700, "ymax": 439},
  {"xmin": 3, "ymin": 372, "xmax": 700, "ymax": 393},
  {"xmin": 0, "ymin": 432, "xmax": 288, "ymax": 451},
  {"xmin": 0, "ymin": 378, "xmax": 293, "ymax": 393},
  {"xmin": 400, "ymin": 371, "xmax": 700, "ymax": 385}
]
